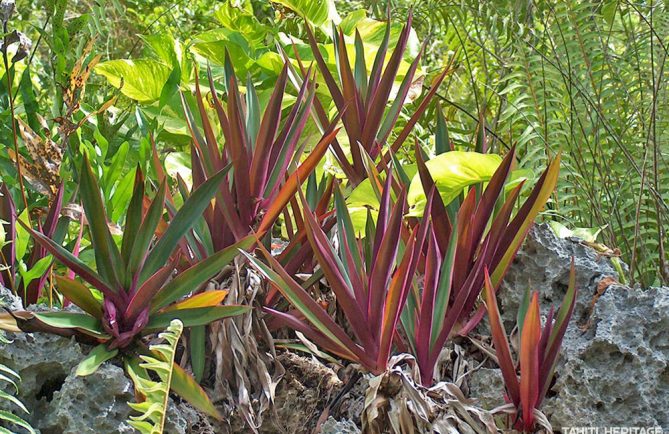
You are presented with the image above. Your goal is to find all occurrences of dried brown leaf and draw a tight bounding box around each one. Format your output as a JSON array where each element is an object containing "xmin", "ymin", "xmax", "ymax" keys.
[
  {"xmin": 362, "ymin": 354, "xmax": 499, "ymax": 434},
  {"xmin": 209, "ymin": 260, "xmax": 284, "ymax": 433},
  {"xmin": 12, "ymin": 120, "xmax": 62, "ymax": 196}
]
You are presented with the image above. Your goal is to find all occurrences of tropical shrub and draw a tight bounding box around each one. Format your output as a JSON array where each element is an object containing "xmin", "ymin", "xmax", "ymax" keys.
[
  {"xmin": 246, "ymin": 142, "xmax": 559, "ymax": 382},
  {"xmin": 294, "ymin": 12, "xmax": 451, "ymax": 186},
  {"xmin": 180, "ymin": 55, "xmax": 338, "ymax": 253},
  {"xmin": 0, "ymin": 1, "xmax": 619, "ymax": 431},
  {"xmin": 397, "ymin": 0, "xmax": 669, "ymax": 286},
  {"xmin": 172, "ymin": 55, "xmax": 341, "ymax": 383}
]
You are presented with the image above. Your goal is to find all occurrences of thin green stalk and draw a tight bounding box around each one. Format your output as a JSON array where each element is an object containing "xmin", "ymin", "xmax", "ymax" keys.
[{"xmin": 3, "ymin": 21, "xmax": 29, "ymax": 217}]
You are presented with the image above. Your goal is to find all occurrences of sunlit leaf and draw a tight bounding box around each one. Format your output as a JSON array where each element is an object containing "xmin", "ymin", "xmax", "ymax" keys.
[
  {"xmin": 54, "ymin": 276, "xmax": 103, "ymax": 318},
  {"xmin": 272, "ymin": 0, "xmax": 338, "ymax": 28},
  {"xmin": 145, "ymin": 306, "xmax": 251, "ymax": 331},
  {"xmin": 95, "ymin": 59, "xmax": 172, "ymax": 102},
  {"xmin": 33, "ymin": 312, "xmax": 108, "ymax": 338},
  {"xmin": 170, "ymin": 361, "xmax": 222, "ymax": 420},
  {"xmin": 407, "ymin": 151, "xmax": 502, "ymax": 216}
]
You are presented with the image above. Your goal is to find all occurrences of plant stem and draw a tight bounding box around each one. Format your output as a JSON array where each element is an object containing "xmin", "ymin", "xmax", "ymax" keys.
[{"xmin": 3, "ymin": 22, "xmax": 30, "ymax": 216}]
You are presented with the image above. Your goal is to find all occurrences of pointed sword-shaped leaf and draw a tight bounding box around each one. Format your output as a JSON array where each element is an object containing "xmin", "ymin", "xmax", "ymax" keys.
[{"xmin": 483, "ymin": 268, "xmax": 520, "ymax": 405}]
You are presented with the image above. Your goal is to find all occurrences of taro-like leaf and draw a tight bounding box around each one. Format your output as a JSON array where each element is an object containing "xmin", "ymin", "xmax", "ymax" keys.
[
  {"xmin": 273, "ymin": 0, "xmax": 337, "ymax": 28},
  {"xmin": 95, "ymin": 59, "xmax": 172, "ymax": 102},
  {"xmin": 407, "ymin": 151, "xmax": 503, "ymax": 216}
]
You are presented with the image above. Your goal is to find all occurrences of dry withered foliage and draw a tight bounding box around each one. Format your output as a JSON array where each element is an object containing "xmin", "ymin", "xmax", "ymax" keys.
[
  {"xmin": 54, "ymin": 38, "xmax": 117, "ymax": 140},
  {"xmin": 362, "ymin": 354, "xmax": 498, "ymax": 434},
  {"xmin": 208, "ymin": 260, "xmax": 284, "ymax": 433},
  {"xmin": 578, "ymin": 275, "xmax": 620, "ymax": 331},
  {"xmin": 13, "ymin": 118, "xmax": 62, "ymax": 197}
]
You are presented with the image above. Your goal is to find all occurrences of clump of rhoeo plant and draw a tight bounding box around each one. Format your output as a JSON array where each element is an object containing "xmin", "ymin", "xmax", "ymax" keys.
[
  {"xmin": 483, "ymin": 261, "xmax": 577, "ymax": 432},
  {"xmin": 264, "ymin": 11, "xmax": 454, "ymax": 297},
  {"xmin": 244, "ymin": 173, "xmax": 426, "ymax": 374},
  {"xmin": 402, "ymin": 146, "xmax": 561, "ymax": 385},
  {"xmin": 10, "ymin": 156, "xmax": 253, "ymax": 418},
  {"xmin": 1, "ymin": 183, "xmax": 66, "ymax": 306},
  {"xmin": 179, "ymin": 54, "xmax": 339, "ymax": 254},
  {"xmin": 295, "ymin": 11, "xmax": 452, "ymax": 186}
]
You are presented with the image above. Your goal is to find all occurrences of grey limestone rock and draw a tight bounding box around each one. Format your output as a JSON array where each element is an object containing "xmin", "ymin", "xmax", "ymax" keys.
[
  {"xmin": 499, "ymin": 223, "xmax": 621, "ymax": 330},
  {"xmin": 0, "ymin": 284, "xmax": 23, "ymax": 311},
  {"xmin": 40, "ymin": 363, "xmax": 136, "ymax": 434},
  {"xmin": 320, "ymin": 417, "xmax": 361, "ymax": 434},
  {"xmin": 544, "ymin": 285, "xmax": 669, "ymax": 429},
  {"xmin": 0, "ymin": 331, "xmax": 84, "ymax": 423}
]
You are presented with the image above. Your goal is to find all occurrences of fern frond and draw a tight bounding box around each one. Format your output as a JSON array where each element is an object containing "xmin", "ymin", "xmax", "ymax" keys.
[
  {"xmin": 127, "ymin": 319, "xmax": 183, "ymax": 434},
  {"xmin": 0, "ymin": 332, "xmax": 35, "ymax": 434}
]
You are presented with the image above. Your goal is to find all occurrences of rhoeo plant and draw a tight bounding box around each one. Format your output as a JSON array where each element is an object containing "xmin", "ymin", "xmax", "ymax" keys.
[
  {"xmin": 244, "ymin": 173, "xmax": 426, "ymax": 374},
  {"xmin": 0, "ymin": 183, "xmax": 66, "ymax": 306},
  {"xmin": 180, "ymin": 55, "xmax": 339, "ymax": 254},
  {"xmin": 261, "ymin": 171, "xmax": 338, "ymax": 307},
  {"xmin": 402, "ymin": 146, "xmax": 561, "ymax": 385},
  {"xmin": 297, "ymin": 12, "xmax": 452, "ymax": 186},
  {"xmin": 9, "ymin": 156, "xmax": 253, "ymax": 417},
  {"xmin": 176, "ymin": 55, "xmax": 339, "ymax": 381},
  {"xmin": 483, "ymin": 261, "xmax": 577, "ymax": 432}
]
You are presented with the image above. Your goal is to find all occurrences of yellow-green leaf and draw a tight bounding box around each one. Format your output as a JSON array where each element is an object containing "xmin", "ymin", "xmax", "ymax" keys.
[
  {"xmin": 407, "ymin": 151, "xmax": 502, "ymax": 217},
  {"xmin": 95, "ymin": 59, "xmax": 172, "ymax": 103}
]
